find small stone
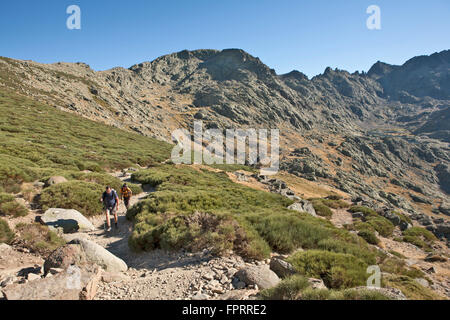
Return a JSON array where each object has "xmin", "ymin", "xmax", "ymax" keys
[
  {"xmin": 202, "ymin": 273, "xmax": 214, "ymax": 281},
  {"xmin": 1, "ymin": 276, "xmax": 16, "ymax": 287},
  {"xmin": 27, "ymin": 273, "xmax": 41, "ymax": 281},
  {"xmin": 191, "ymin": 293, "xmax": 210, "ymax": 300},
  {"xmin": 234, "ymin": 281, "xmax": 246, "ymax": 289}
]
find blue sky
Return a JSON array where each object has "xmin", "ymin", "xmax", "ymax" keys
[{"xmin": 0, "ymin": 0, "xmax": 449, "ymax": 77}]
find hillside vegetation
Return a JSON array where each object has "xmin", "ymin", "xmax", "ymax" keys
[
  {"xmin": 127, "ymin": 165, "xmax": 378, "ymax": 270},
  {"xmin": 0, "ymin": 89, "xmax": 172, "ymax": 216}
]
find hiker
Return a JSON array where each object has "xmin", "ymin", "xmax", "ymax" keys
[
  {"xmin": 120, "ymin": 183, "xmax": 133, "ymax": 210},
  {"xmin": 100, "ymin": 186, "xmax": 119, "ymax": 231}
]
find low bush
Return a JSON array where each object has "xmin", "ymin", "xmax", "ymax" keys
[
  {"xmin": 348, "ymin": 206, "xmax": 377, "ymax": 217},
  {"xmin": 301, "ymin": 288, "xmax": 390, "ymax": 300},
  {"xmin": 128, "ymin": 165, "xmax": 376, "ymax": 262},
  {"xmin": 0, "ymin": 192, "xmax": 28, "ymax": 217},
  {"xmin": 384, "ymin": 275, "xmax": 443, "ymax": 300},
  {"xmin": 388, "ymin": 250, "xmax": 406, "ymax": 259},
  {"xmin": 402, "ymin": 227, "xmax": 437, "ymax": 251},
  {"xmin": 312, "ymin": 200, "xmax": 333, "ymax": 218},
  {"xmin": 287, "ymin": 250, "xmax": 369, "ymax": 289},
  {"xmin": 129, "ymin": 211, "xmax": 271, "ymax": 260},
  {"xmin": 260, "ymin": 275, "xmax": 391, "ymax": 300},
  {"xmin": 365, "ymin": 216, "xmax": 394, "ymax": 237},
  {"xmin": 259, "ymin": 275, "xmax": 309, "ymax": 300},
  {"xmin": 0, "ymin": 200, "xmax": 28, "ymax": 217},
  {"xmin": 40, "ymin": 181, "xmax": 104, "ymax": 216},
  {"xmin": 357, "ymin": 230, "xmax": 379, "ymax": 245},
  {"xmin": 15, "ymin": 223, "xmax": 65, "ymax": 256},
  {"xmin": 0, "ymin": 217, "xmax": 14, "ymax": 244},
  {"xmin": 316, "ymin": 238, "xmax": 376, "ymax": 265},
  {"xmin": 393, "ymin": 211, "xmax": 412, "ymax": 225},
  {"xmin": 380, "ymin": 257, "xmax": 425, "ymax": 278},
  {"xmin": 321, "ymin": 199, "xmax": 350, "ymax": 209},
  {"xmin": 351, "ymin": 212, "xmax": 394, "ymax": 238}
]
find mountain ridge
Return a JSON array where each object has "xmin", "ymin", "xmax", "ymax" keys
[{"xmin": 0, "ymin": 48, "xmax": 449, "ymax": 218}]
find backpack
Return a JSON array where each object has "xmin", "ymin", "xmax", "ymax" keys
[
  {"xmin": 121, "ymin": 187, "xmax": 131, "ymax": 198},
  {"xmin": 103, "ymin": 189, "xmax": 118, "ymax": 204}
]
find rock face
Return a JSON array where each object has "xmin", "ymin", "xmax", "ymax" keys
[
  {"xmin": 235, "ymin": 265, "xmax": 280, "ymax": 290},
  {"xmin": 69, "ymin": 239, "xmax": 128, "ymax": 273},
  {"xmin": 2, "ymin": 265, "xmax": 102, "ymax": 300},
  {"xmin": 43, "ymin": 244, "xmax": 87, "ymax": 275},
  {"xmin": 307, "ymin": 278, "xmax": 327, "ymax": 290},
  {"xmin": 40, "ymin": 208, "xmax": 95, "ymax": 233},
  {"xmin": 0, "ymin": 49, "xmax": 449, "ymax": 236},
  {"xmin": 288, "ymin": 200, "xmax": 317, "ymax": 217},
  {"xmin": 269, "ymin": 257, "xmax": 296, "ymax": 278},
  {"xmin": 44, "ymin": 176, "xmax": 68, "ymax": 187},
  {"xmin": 439, "ymin": 202, "xmax": 450, "ymax": 216}
]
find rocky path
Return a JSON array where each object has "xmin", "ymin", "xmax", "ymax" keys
[{"xmin": 75, "ymin": 171, "xmax": 256, "ymax": 300}]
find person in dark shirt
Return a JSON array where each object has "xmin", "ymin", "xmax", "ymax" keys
[{"xmin": 100, "ymin": 186, "xmax": 119, "ymax": 231}]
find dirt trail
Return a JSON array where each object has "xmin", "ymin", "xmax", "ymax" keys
[{"xmin": 76, "ymin": 171, "xmax": 252, "ymax": 300}]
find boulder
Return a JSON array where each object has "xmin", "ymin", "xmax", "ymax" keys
[
  {"xmin": 69, "ymin": 238, "xmax": 127, "ymax": 273},
  {"xmin": 424, "ymin": 253, "xmax": 447, "ymax": 263},
  {"xmin": 41, "ymin": 208, "xmax": 95, "ymax": 233},
  {"xmin": 2, "ymin": 265, "xmax": 102, "ymax": 300},
  {"xmin": 414, "ymin": 278, "xmax": 430, "ymax": 288},
  {"xmin": 44, "ymin": 244, "xmax": 87, "ymax": 275},
  {"xmin": 288, "ymin": 200, "xmax": 317, "ymax": 217},
  {"xmin": 101, "ymin": 272, "xmax": 127, "ymax": 283},
  {"xmin": 44, "ymin": 176, "xmax": 68, "ymax": 188},
  {"xmin": 235, "ymin": 265, "xmax": 280, "ymax": 290},
  {"xmin": 307, "ymin": 278, "xmax": 327, "ymax": 290},
  {"xmin": 269, "ymin": 257, "xmax": 296, "ymax": 278},
  {"xmin": 439, "ymin": 203, "xmax": 450, "ymax": 216}
]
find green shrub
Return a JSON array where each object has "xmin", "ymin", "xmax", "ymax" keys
[
  {"xmin": 321, "ymin": 199, "xmax": 350, "ymax": 209},
  {"xmin": 403, "ymin": 227, "xmax": 437, "ymax": 241},
  {"xmin": 247, "ymin": 213, "xmax": 333, "ymax": 253},
  {"xmin": 351, "ymin": 215, "xmax": 394, "ymax": 239},
  {"xmin": 348, "ymin": 206, "xmax": 377, "ymax": 217},
  {"xmin": 329, "ymin": 288, "xmax": 391, "ymax": 300},
  {"xmin": 0, "ymin": 217, "xmax": 14, "ymax": 244},
  {"xmin": 40, "ymin": 181, "xmax": 104, "ymax": 216},
  {"xmin": 388, "ymin": 250, "xmax": 406, "ymax": 259},
  {"xmin": 393, "ymin": 211, "xmax": 412, "ymax": 225},
  {"xmin": 16, "ymin": 223, "xmax": 65, "ymax": 256},
  {"xmin": 384, "ymin": 275, "xmax": 443, "ymax": 300},
  {"xmin": 402, "ymin": 227, "xmax": 437, "ymax": 251},
  {"xmin": 0, "ymin": 193, "xmax": 15, "ymax": 204},
  {"xmin": 380, "ymin": 257, "xmax": 425, "ymax": 279},
  {"xmin": 0, "ymin": 200, "xmax": 28, "ymax": 217},
  {"xmin": 365, "ymin": 216, "xmax": 394, "ymax": 237},
  {"xmin": 260, "ymin": 276, "xmax": 391, "ymax": 300},
  {"xmin": 312, "ymin": 200, "xmax": 333, "ymax": 217},
  {"xmin": 69, "ymin": 172, "xmax": 143, "ymax": 195},
  {"xmin": 0, "ymin": 88, "xmax": 172, "ymax": 190},
  {"xmin": 131, "ymin": 170, "xmax": 171, "ymax": 187},
  {"xmin": 325, "ymin": 194, "xmax": 343, "ymax": 201},
  {"xmin": 128, "ymin": 210, "xmax": 271, "ymax": 260},
  {"xmin": 357, "ymin": 230, "xmax": 379, "ymax": 245},
  {"xmin": 259, "ymin": 275, "xmax": 310, "ymax": 300},
  {"xmin": 128, "ymin": 165, "xmax": 375, "ymax": 263},
  {"xmin": 287, "ymin": 250, "xmax": 369, "ymax": 289},
  {"xmin": 316, "ymin": 238, "xmax": 376, "ymax": 265}
]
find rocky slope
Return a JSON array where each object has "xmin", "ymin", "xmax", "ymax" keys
[{"xmin": 0, "ymin": 49, "xmax": 449, "ymax": 240}]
